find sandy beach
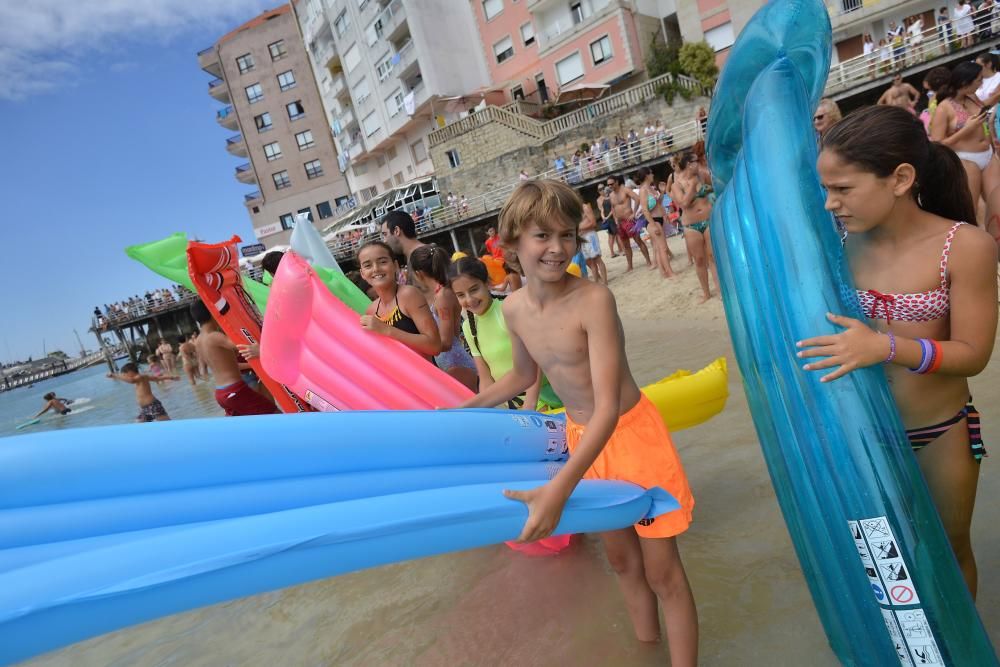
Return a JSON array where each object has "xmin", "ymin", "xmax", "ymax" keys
[{"xmin": 25, "ymin": 234, "xmax": 999, "ymax": 666}]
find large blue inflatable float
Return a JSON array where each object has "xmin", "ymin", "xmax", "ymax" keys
[
  {"xmin": 0, "ymin": 411, "xmax": 676, "ymax": 664},
  {"xmin": 707, "ymin": 0, "xmax": 997, "ymax": 664}
]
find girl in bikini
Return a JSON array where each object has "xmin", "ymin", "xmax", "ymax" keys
[
  {"xmin": 357, "ymin": 241, "xmax": 441, "ymax": 362},
  {"xmin": 409, "ymin": 244, "xmax": 478, "ymax": 390},
  {"xmin": 675, "ymin": 152, "xmax": 719, "ymax": 302},
  {"xmin": 798, "ymin": 106, "xmax": 998, "ymax": 596},
  {"xmin": 638, "ymin": 166, "xmax": 675, "ymax": 279},
  {"xmin": 929, "ymin": 62, "xmax": 1000, "ymax": 212}
]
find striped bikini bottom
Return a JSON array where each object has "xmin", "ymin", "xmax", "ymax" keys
[{"xmin": 905, "ymin": 398, "xmax": 986, "ymax": 462}]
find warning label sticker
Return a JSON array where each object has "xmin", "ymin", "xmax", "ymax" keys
[
  {"xmin": 859, "ymin": 517, "xmax": 921, "ymax": 607},
  {"xmin": 511, "ymin": 415, "xmax": 531, "ymax": 428},
  {"xmin": 881, "ymin": 608, "xmax": 913, "ymax": 667},
  {"xmin": 896, "ymin": 609, "xmax": 943, "ymax": 665}
]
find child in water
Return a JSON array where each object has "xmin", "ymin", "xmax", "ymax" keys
[
  {"xmin": 455, "ymin": 180, "xmax": 698, "ymax": 665},
  {"xmin": 448, "ymin": 256, "xmax": 549, "ymax": 410},
  {"xmin": 34, "ymin": 392, "xmax": 72, "ymax": 417},
  {"xmin": 799, "ymin": 106, "xmax": 998, "ymax": 597},
  {"xmin": 357, "ymin": 241, "xmax": 441, "ymax": 361},
  {"xmin": 107, "ymin": 362, "xmax": 174, "ymax": 422},
  {"xmin": 408, "ymin": 244, "xmax": 478, "ymax": 390}
]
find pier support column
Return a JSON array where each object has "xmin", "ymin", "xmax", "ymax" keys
[
  {"xmin": 449, "ymin": 230, "xmax": 460, "ymax": 253},
  {"xmin": 467, "ymin": 229, "xmax": 476, "ymax": 255}
]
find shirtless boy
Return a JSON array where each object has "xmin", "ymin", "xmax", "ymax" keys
[
  {"xmin": 156, "ymin": 338, "xmax": 177, "ymax": 375},
  {"xmin": 456, "ymin": 180, "xmax": 697, "ymax": 666},
  {"xmin": 606, "ymin": 175, "xmax": 652, "ymax": 272},
  {"xmin": 34, "ymin": 392, "xmax": 72, "ymax": 418},
  {"xmin": 107, "ymin": 362, "xmax": 174, "ymax": 422},
  {"xmin": 190, "ymin": 300, "xmax": 278, "ymax": 416}
]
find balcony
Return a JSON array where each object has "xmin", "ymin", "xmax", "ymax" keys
[
  {"xmin": 827, "ymin": 0, "xmax": 925, "ymax": 31},
  {"xmin": 331, "ymin": 73, "xmax": 350, "ymax": 103},
  {"xmin": 217, "ymin": 105, "xmax": 238, "ymax": 130},
  {"xmin": 534, "ymin": 0, "xmax": 614, "ymax": 52},
  {"xmin": 235, "ymin": 162, "xmax": 256, "ymax": 185},
  {"xmin": 198, "ymin": 46, "xmax": 222, "ymax": 78},
  {"xmin": 208, "ymin": 77, "xmax": 230, "ymax": 103},
  {"xmin": 375, "ymin": 0, "xmax": 408, "ymax": 43},
  {"xmin": 226, "ymin": 133, "xmax": 248, "ymax": 157},
  {"xmin": 339, "ymin": 106, "xmax": 357, "ymax": 131},
  {"xmin": 244, "ymin": 190, "xmax": 263, "ymax": 204},
  {"xmin": 394, "ymin": 40, "xmax": 419, "ymax": 82}
]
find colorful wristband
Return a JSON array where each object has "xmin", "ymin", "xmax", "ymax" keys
[
  {"xmin": 927, "ymin": 339, "xmax": 943, "ymax": 374},
  {"xmin": 910, "ymin": 338, "xmax": 932, "ymax": 374},
  {"xmin": 883, "ymin": 331, "xmax": 897, "ymax": 364}
]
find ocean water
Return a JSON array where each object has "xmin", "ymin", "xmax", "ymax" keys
[{"xmin": 0, "ymin": 363, "xmax": 221, "ymax": 438}]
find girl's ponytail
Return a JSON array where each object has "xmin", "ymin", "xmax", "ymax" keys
[{"xmin": 919, "ymin": 142, "xmax": 977, "ymax": 224}]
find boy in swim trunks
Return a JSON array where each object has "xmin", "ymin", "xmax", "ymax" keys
[
  {"xmin": 34, "ymin": 392, "xmax": 72, "ymax": 417},
  {"xmin": 107, "ymin": 362, "xmax": 174, "ymax": 422},
  {"xmin": 455, "ymin": 179, "xmax": 697, "ymax": 666},
  {"xmin": 190, "ymin": 300, "xmax": 278, "ymax": 416}
]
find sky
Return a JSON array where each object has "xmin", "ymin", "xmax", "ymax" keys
[{"xmin": 0, "ymin": 0, "xmax": 275, "ymax": 362}]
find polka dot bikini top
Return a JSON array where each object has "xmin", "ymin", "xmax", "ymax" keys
[{"xmin": 856, "ymin": 222, "xmax": 963, "ymax": 324}]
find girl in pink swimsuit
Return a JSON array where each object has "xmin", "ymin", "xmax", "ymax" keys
[{"xmin": 798, "ymin": 106, "xmax": 998, "ymax": 598}]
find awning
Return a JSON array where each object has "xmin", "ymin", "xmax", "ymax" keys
[
  {"xmin": 554, "ymin": 82, "xmax": 610, "ymax": 106},
  {"xmin": 439, "ymin": 83, "xmax": 511, "ymax": 112}
]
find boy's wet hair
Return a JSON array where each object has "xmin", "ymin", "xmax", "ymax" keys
[
  {"xmin": 121, "ymin": 362, "xmax": 139, "ymax": 374},
  {"xmin": 261, "ymin": 251, "xmax": 284, "ymax": 277},
  {"xmin": 498, "ymin": 179, "xmax": 583, "ymax": 271},
  {"xmin": 43, "ymin": 392, "xmax": 55, "ymax": 400},
  {"xmin": 190, "ymin": 299, "xmax": 214, "ymax": 325}
]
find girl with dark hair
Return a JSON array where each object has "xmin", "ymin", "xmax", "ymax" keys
[
  {"xmin": 799, "ymin": 105, "xmax": 998, "ymax": 596},
  {"xmin": 447, "ymin": 257, "xmax": 556, "ymax": 410},
  {"xmin": 637, "ymin": 166, "xmax": 675, "ymax": 279},
  {"xmin": 929, "ymin": 61, "xmax": 1000, "ymax": 206},
  {"xmin": 357, "ymin": 241, "xmax": 441, "ymax": 361},
  {"xmin": 409, "ymin": 244, "xmax": 477, "ymax": 390},
  {"xmin": 675, "ymin": 152, "xmax": 719, "ymax": 302}
]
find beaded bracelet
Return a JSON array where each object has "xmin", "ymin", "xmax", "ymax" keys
[{"xmin": 883, "ymin": 332, "xmax": 897, "ymax": 364}]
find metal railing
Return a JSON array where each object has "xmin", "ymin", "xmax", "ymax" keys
[
  {"xmin": 428, "ymin": 71, "xmax": 705, "ymax": 147},
  {"xmin": 245, "ymin": 190, "xmax": 262, "ymax": 202},
  {"xmin": 825, "ymin": 8, "xmax": 999, "ymax": 95},
  {"xmin": 329, "ymin": 120, "xmax": 701, "ymax": 260},
  {"xmin": 375, "ymin": 0, "xmax": 405, "ymax": 37},
  {"xmin": 217, "ymin": 106, "xmax": 234, "ymax": 120},
  {"xmin": 92, "ymin": 292, "xmax": 201, "ymax": 333},
  {"xmin": 236, "ymin": 162, "xmax": 252, "ymax": 173},
  {"xmin": 226, "ymin": 133, "xmax": 244, "ymax": 145}
]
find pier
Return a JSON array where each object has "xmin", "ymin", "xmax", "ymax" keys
[{"xmin": 0, "ymin": 350, "xmax": 114, "ymax": 393}]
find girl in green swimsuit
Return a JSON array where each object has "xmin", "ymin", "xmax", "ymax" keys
[
  {"xmin": 448, "ymin": 257, "xmax": 560, "ymax": 410},
  {"xmin": 676, "ymin": 152, "xmax": 720, "ymax": 302}
]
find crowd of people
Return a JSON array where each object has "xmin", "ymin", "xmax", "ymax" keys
[{"xmin": 92, "ymin": 286, "xmax": 197, "ymax": 329}]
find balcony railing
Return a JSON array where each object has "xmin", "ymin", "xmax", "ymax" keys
[
  {"xmin": 217, "ymin": 106, "xmax": 234, "ymax": 120},
  {"xmin": 244, "ymin": 190, "xmax": 262, "ymax": 202}
]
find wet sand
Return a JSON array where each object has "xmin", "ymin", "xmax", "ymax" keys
[{"xmin": 25, "ymin": 237, "xmax": 999, "ymax": 665}]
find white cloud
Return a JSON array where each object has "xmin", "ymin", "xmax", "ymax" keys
[{"xmin": 0, "ymin": 0, "xmax": 274, "ymax": 101}]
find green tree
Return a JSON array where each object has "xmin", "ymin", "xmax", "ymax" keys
[
  {"xmin": 48, "ymin": 350, "xmax": 68, "ymax": 359},
  {"xmin": 678, "ymin": 42, "xmax": 719, "ymax": 92},
  {"xmin": 646, "ymin": 37, "xmax": 691, "ymax": 104}
]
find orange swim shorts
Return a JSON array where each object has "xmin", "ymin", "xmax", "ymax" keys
[{"xmin": 566, "ymin": 394, "xmax": 694, "ymax": 538}]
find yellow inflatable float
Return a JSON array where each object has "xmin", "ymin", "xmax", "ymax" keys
[{"xmin": 548, "ymin": 357, "xmax": 728, "ymax": 432}]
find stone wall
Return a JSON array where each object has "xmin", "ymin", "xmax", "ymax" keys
[{"xmin": 429, "ymin": 92, "xmax": 711, "ymax": 202}]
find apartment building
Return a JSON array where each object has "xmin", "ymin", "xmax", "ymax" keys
[
  {"xmin": 198, "ymin": 5, "xmax": 351, "ymax": 247},
  {"xmin": 294, "ymin": 0, "xmax": 491, "ymax": 206},
  {"xmin": 470, "ymin": 0, "xmax": 667, "ymax": 104}
]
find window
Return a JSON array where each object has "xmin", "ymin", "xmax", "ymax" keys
[
  {"xmin": 570, "ymin": 2, "xmax": 584, "ymax": 24},
  {"xmin": 255, "ymin": 112, "xmax": 273, "ymax": 133},
  {"xmin": 362, "ymin": 111, "xmax": 380, "ymax": 137},
  {"xmin": 344, "ymin": 44, "xmax": 361, "ymax": 73},
  {"xmin": 277, "ymin": 70, "xmax": 296, "ymax": 91},
  {"xmin": 376, "ymin": 55, "xmax": 394, "ymax": 81},
  {"xmin": 272, "ymin": 170, "xmax": 291, "ymax": 190},
  {"xmin": 245, "ymin": 83, "xmax": 263, "ymax": 104},
  {"xmin": 483, "ymin": 0, "xmax": 503, "ymax": 20},
  {"xmin": 353, "ymin": 161, "xmax": 369, "ymax": 176},
  {"xmin": 393, "ymin": 171, "xmax": 404, "ymax": 185},
  {"xmin": 704, "ymin": 21, "xmax": 736, "ymax": 52},
  {"xmin": 387, "ymin": 146, "xmax": 398, "ymax": 160},
  {"xmin": 279, "ymin": 213, "xmax": 295, "ymax": 230},
  {"xmin": 236, "ymin": 53, "xmax": 255, "ymax": 73},
  {"xmin": 555, "ymin": 51, "xmax": 584, "ymax": 84},
  {"xmin": 411, "ymin": 138, "xmax": 427, "ymax": 162},
  {"xmin": 382, "ymin": 178, "xmax": 393, "ymax": 190},
  {"xmin": 520, "ymin": 22, "xmax": 535, "ymax": 46},
  {"xmin": 446, "ymin": 149, "xmax": 460, "ymax": 168},
  {"xmin": 252, "ymin": 206, "xmax": 260, "ymax": 214},
  {"xmin": 366, "ymin": 18, "xmax": 384, "ymax": 46},
  {"xmin": 263, "ymin": 141, "xmax": 282, "ymax": 161},
  {"xmin": 511, "ymin": 85, "xmax": 524, "ymax": 100},
  {"xmin": 268, "ymin": 40, "xmax": 287, "ymax": 61},
  {"xmin": 297, "ymin": 207, "xmax": 314, "ymax": 223},
  {"xmin": 304, "ymin": 159, "xmax": 324, "ymax": 179},
  {"xmin": 287, "ymin": 100, "xmax": 305, "ymax": 120},
  {"xmin": 355, "ymin": 77, "xmax": 371, "ymax": 104},
  {"xmin": 317, "ymin": 201, "xmax": 334, "ymax": 219},
  {"xmin": 334, "ymin": 11, "xmax": 350, "ymax": 36},
  {"xmin": 376, "ymin": 155, "xmax": 386, "ymax": 168},
  {"xmin": 590, "ymin": 36, "xmax": 612, "ymax": 65},
  {"xmin": 361, "ymin": 185, "xmax": 378, "ymax": 201},
  {"xmin": 295, "ymin": 130, "xmax": 315, "ymax": 150},
  {"xmin": 493, "ymin": 36, "xmax": 514, "ymax": 64},
  {"xmin": 385, "ymin": 88, "xmax": 404, "ymax": 117}
]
